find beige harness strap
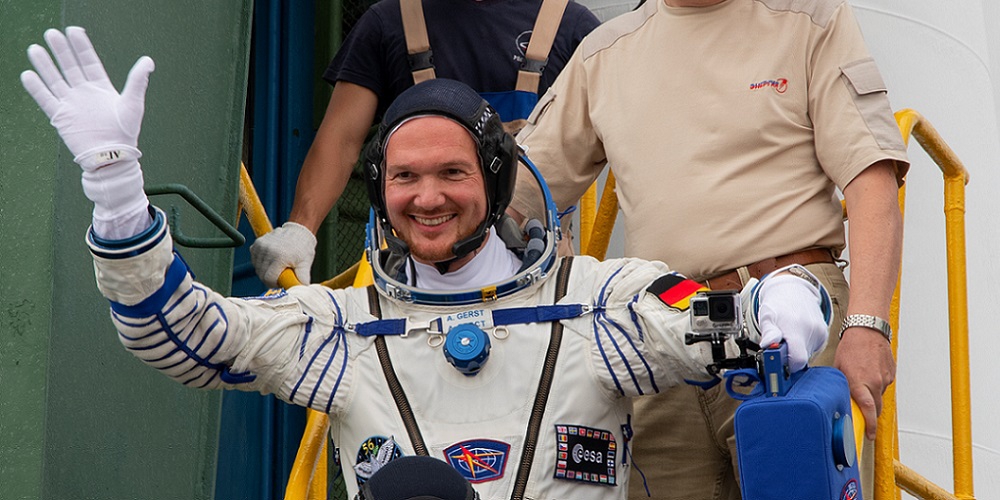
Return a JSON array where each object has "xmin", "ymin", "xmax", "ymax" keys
[
  {"xmin": 515, "ymin": 0, "xmax": 570, "ymax": 93},
  {"xmin": 400, "ymin": 0, "xmax": 436, "ymax": 84}
]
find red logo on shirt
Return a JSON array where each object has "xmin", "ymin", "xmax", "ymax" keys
[{"xmin": 750, "ymin": 78, "xmax": 788, "ymax": 93}]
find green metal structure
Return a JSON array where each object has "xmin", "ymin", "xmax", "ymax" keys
[{"xmin": 0, "ymin": 1, "xmax": 252, "ymax": 498}]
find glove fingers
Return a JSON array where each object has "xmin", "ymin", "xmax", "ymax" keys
[
  {"xmin": 43, "ymin": 28, "xmax": 87, "ymax": 88},
  {"xmin": 786, "ymin": 340, "xmax": 809, "ymax": 372},
  {"xmin": 295, "ymin": 268, "xmax": 311, "ymax": 286},
  {"xmin": 122, "ymin": 56, "xmax": 155, "ymax": 104},
  {"xmin": 66, "ymin": 27, "xmax": 112, "ymax": 85},
  {"xmin": 757, "ymin": 317, "xmax": 782, "ymax": 350},
  {"xmin": 21, "ymin": 70, "xmax": 59, "ymax": 119},
  {"xmin": 260, "ymin": 263, "xmax": 283, "ymax": 289},
  {"xmin": 26, "ymin": 43, "xmax": 68, "ymax": 100}
]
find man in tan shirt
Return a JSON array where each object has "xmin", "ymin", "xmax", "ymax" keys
[{"xmin": 510, "ymin": 0, "xmax": 908, "ymax": 497}]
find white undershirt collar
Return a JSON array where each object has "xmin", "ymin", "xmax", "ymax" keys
[{"xmin": 406, "ymin": 227, "xmax": 521, "ymax": 290}]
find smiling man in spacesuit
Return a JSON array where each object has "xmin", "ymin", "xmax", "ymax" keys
[{"xmin": 23, "ymin": 27, "xmax": 834, "ymax": 500}]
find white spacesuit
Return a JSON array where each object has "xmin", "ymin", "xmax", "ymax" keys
[
  {"xmin": 93, "ymin": 208, "xmax": 741, "ymax": 499},
  {"xmin": 24, "ymin": 28, "xmax": 832, "ymax": 500}
]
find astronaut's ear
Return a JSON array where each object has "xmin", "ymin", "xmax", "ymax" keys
[{"xmin": 363, "ymin": 136, "xmax": 389, "ymax": 225}]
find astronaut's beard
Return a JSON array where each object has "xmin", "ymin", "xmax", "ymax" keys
[{"xmin": 401, "ymin": 219, "xmax": 484, "ymax": 266}]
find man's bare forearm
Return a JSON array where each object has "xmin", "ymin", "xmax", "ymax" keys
[
  {"xmin": 288, "ymin": 82, "xmax": 378, "ymax": 233},
  {"xmin": 836, "ymin": 159, "xmax": 902, "ymax": 437},
  {"xmin": 842, "ymin": 160, "xmax": 903, "ymax": 319}
]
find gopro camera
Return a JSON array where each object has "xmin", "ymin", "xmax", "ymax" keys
[{"xmin": 690, "ymin": 290, "xmax": 742, "ymax": 334}]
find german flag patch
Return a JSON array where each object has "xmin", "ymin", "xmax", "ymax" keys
[{"xmin": 647, "ymin": 273, "xmax": 709, "ymax": 311}]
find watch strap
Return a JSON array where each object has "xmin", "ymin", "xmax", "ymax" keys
[{"xmin": 840, "ymin": 314, "xmax": 892, "ymax": 343}]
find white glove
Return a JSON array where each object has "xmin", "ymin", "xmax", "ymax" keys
[
  {"xmin": 21, "ymin": 27, "xmax": 155, "ymax": 240},
  {"xmin": 754, "ymin": 269, "xmax": 831, "ymax": 372},
  {"xmin": 250, "ymin": 222, "xmax": 317, "ymax": 287}
]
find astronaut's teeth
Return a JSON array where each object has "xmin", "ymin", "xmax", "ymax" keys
[{"xmin": 414, "ymin": 215, "xmax": 454, "ymax": 226}]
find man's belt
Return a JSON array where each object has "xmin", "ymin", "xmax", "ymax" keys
[{"xmin": 701, "ymin": 248, "xmax": 835, "ymax": 290}]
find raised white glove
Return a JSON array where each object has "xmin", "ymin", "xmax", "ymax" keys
[
  {"xmin": 753, "ymin": 268, "xmax": 831, "ymax": 372},
  {"xmin": 21, "ymin": 27, "xmax": 155, "ymax": 240},
  {"xmin": 250, "ymin": 222, "xmax": 317, "ymax": 287}
]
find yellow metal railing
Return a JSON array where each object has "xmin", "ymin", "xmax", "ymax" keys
[
  {"xmin": 238, "ymin": 163, "xmax": 367, "ymax": 500},
  {"xmin": 880, "ymin": 109, "xmax": 974, "ymax": 500},
  {"xmin": 579, "ymin": 109, "xmax": 974, "ymax": 500}
]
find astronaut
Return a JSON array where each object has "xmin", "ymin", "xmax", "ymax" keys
[{"xmin": 22, "ymin": 28, "xmax": 832, "ymax": 500}]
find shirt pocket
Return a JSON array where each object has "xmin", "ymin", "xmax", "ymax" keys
[{"xmin": 840, "ymin": 57, "xmax": 905, "ymax": 150}]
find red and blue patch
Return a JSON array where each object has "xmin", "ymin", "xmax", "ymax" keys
[
  {"xmin": 443, "ymin": 439, "xmax": 510, "ymax": 483},
  {"xmin": 840, "ymin": 478, "xmax": 859, "ymax": 500}
]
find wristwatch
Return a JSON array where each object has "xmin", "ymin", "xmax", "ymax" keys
[{"xmin": 840, "ymin": 314, "xmax": 892, "ymax": 343}]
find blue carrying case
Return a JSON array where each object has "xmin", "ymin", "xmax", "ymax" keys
[{"xmin": 727, "ymin": 365, "xmax": 862, "ymax": 500}]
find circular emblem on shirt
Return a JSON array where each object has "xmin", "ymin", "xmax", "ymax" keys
[{"xmin": 354, "ymin": 435, "xmax": 403, "ymax": 486}]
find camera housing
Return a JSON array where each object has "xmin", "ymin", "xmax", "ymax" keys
[{"xmin": 690, "ymin": 290, "xmax": 742, "ymax": 334}]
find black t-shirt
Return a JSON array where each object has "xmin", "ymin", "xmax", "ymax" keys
[{"xmin": 325, "ymin": 0, "xmax": 600, "ymax": 119}]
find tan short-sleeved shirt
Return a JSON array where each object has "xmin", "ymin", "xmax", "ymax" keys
[{"xmin": 512, "ymin": 0, "xmax": 909, "ymax": 280}]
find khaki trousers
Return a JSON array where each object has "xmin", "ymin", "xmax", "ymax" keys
[{"xmin": 627, "ymin": 263, "xmax": 872, "ymax": 499}]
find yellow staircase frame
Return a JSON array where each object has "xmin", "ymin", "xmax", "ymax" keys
[
  {"xmin": 578, "ymin": 109, "xmax": 975, "ymax": 500},
  {"xmin": 238, "ymin": 108, "xmax": 974, "ymax": 500}
]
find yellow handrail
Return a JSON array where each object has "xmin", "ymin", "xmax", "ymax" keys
[
  {"xmin": 874, "ymin": 109, "xmax": 973, "ymax": 500},
  {"xmin": 583, "ymin": 172, "xmax": 619, "ymax": 259},
  {"xmin": 239, "ymin": 163, "xmax": 366, "ymax": 500},
  {"xmin": 579, "ymin": 182, "xmax": 597, "ymax": 254},
  {"xmin": 578, "ymin": 110, "xmax": 975, "ymax": 500}
]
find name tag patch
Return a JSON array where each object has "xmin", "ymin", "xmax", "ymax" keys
[
  {"xmin": 443, "ymin": 438, "xmax": 510, "ymax": 483},
  {"xmin": 554, "ymin": 425, "xmax": 617, "ymax": 486},
  {"xmin": 439, "ymin": 308, "xmax": 495, "ymax": 333}
]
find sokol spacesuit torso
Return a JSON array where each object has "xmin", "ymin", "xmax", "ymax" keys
[{"xmin": 92, "ymin": 211, "xmax": 721, "ymax": 500}]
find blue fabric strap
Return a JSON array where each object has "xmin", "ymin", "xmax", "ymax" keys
[
  {"xmin": 724, "ymin": 368, "xmax": 766, "ymax": 400},
  {"xmin": 352, "ymin": 304, "xmax": 596, "ymax": 337},
  {"xmin": 684, "ymin": 377, "xmax": 722, "ymax": 390},
  {"xmin": 354, "ymin": 319, "xmax": 407, "ymax": 337},
  {"xmin": 492, "ymin": 304, "xmax": 591, "ymax": 325}
]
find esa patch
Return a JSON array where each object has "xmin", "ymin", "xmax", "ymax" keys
[
  {"xmin": 554, "ymin": 425, "xmax": 616, "ymax": 486},
  {"xmin": 443, "ymin": 439, "xmax": 510, "ymax": 483},
  {"xmin": 647, "ymin": 273, "xmax": 708, "ymax": 311},
  {"xmin": 354, "ymin": 435, "xmax": 403, "ymax": 486}
]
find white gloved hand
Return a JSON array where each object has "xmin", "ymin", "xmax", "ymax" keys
[
  {"xmin": 754, "ymin": 270, "xmax": 831, "ymax": 372},
  {"xmin": 21, "ymin": 27, "xmax": 155, "ymax": 240},
  {"xmin": 250, "ymin": 222, "xmax": 317, "ymax": 287}
]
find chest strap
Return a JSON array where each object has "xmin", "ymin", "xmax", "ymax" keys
[
  {"xmin": 351, "ymin": 303, "xmax": 594, "ymax": 337},
  {"xmin": 366, "ymin": 256, "xmax": 576, "ymax": 489},
  {"xmin": 368, "ymin": 285, "xmax": 429, "ymax": 456},
  {"xmin": 511, "ymin": 256, "xmax": 573, "ymax": 500}
]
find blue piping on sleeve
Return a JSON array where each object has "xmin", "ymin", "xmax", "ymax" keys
[
  {"xmin": 596, "ymin": 314, "xmax": 644, "ymax": 395},
  {"xmin": 110, "ymin": 256, "xmax": 190, "ymax": 318},
  {"xmin": 594, "ymin": 317, "xmax": 626, "ymax": 397}
]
